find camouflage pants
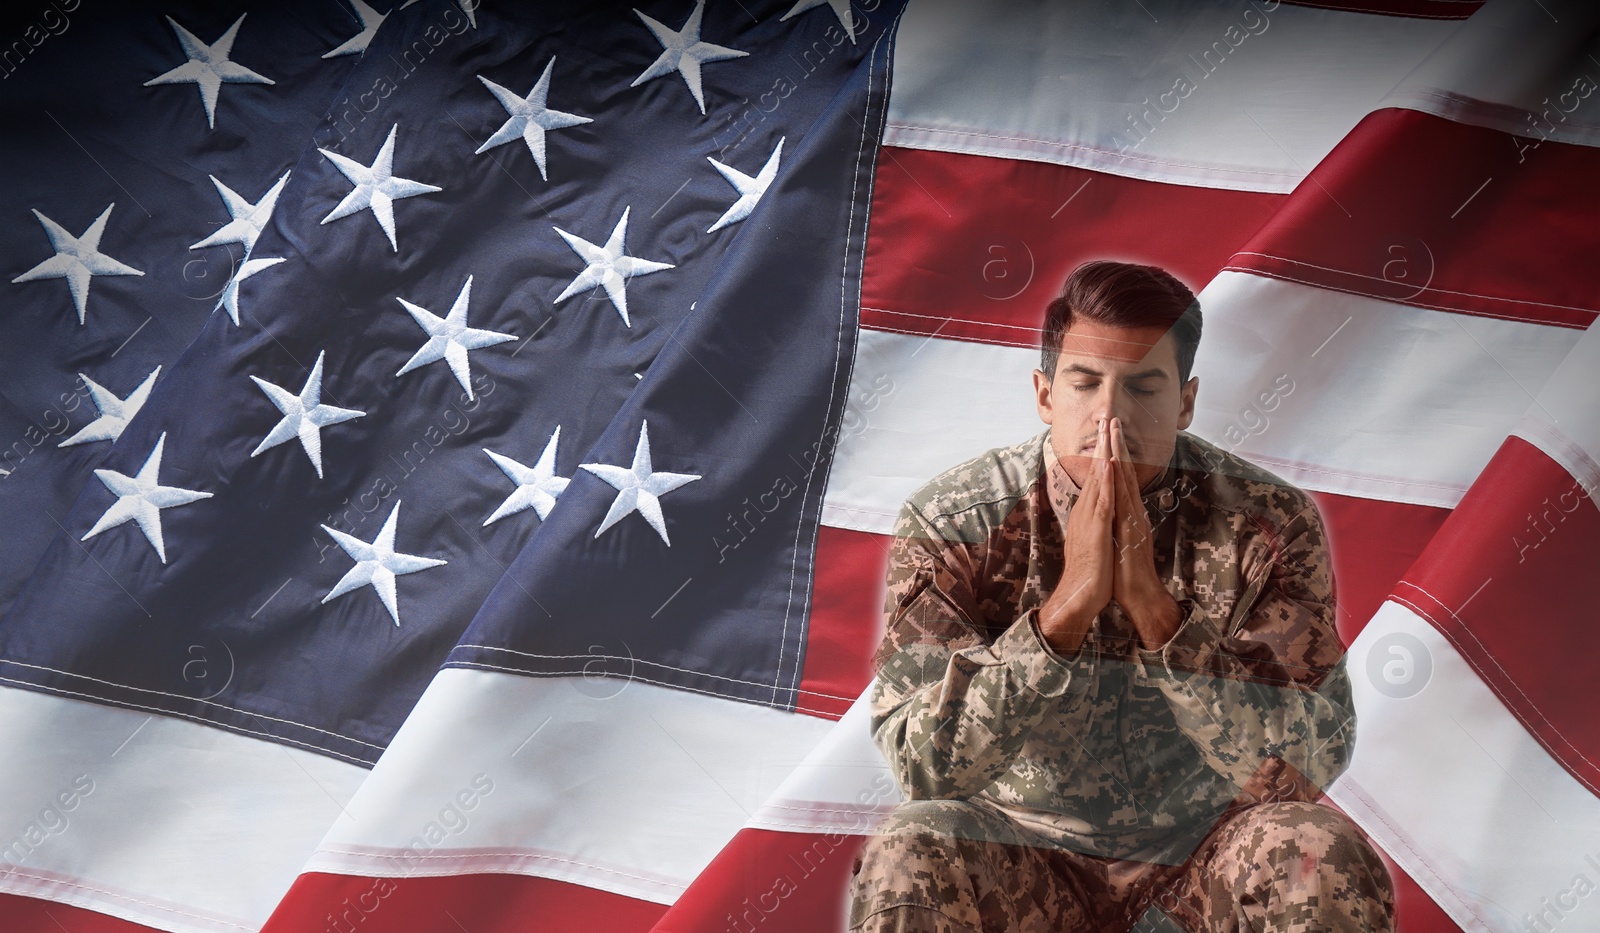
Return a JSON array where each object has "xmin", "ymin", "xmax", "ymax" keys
[{"xmin": 847, "ymin": 797, "xmax": 1394, "ymax": 932}]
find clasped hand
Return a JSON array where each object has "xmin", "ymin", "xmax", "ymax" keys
[{"xmin": 1039, "ymin": 417, "xmax": 1181, "ymax": 655}]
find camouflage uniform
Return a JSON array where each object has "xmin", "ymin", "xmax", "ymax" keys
[{"xmin": 848, "ymin": 429, "xmax": 1393, "ymax": 932}]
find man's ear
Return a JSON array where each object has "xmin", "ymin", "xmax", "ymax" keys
[
  {"xmin": 1176, "ymin": 375, "xmax": 1199, "ymax": 431},
  {"xmin": 1033, "ymin": 369, "xmax": 1055, "ymax": 425}
]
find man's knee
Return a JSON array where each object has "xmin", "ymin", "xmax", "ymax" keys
[
  {"xmin": 1233, "ymin": 800, "xmax": 1386, "ymax": 873},
  {"xmin": 850, "ymin": 798, "xmax": 1062, "ymax": 932},
  {"xmin": 855, "ymin": 797, "xmax": 1026, "ymax": 877},
  {"xmin": 877, "ymin": 798, "xmax": 1029, "ymax": 846},
  {"xmin": 1211, "ymin": 801, "xmax": 1395, "ymax": 929}
]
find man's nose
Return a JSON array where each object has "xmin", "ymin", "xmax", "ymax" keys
[
  {"xmin": 1085, "ymin": 410, "xmax": 1117, "ymax": 448},
  {"xmin": 1091, "ymin": 387, "xmax": 1129, "ymax": 423}
]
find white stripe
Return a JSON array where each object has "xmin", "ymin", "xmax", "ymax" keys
[
  {"xmin": 1187, "ymin": 273, "xmax": 1577, "ymax": 508},
  {"xmin": 822, "ymin": 274, "xmax": 1578, "ymax": 533},
  {"xmin": 821, "ymin": 328, "xmax": 1043, "ymax": 533},
  {"xmin": 1512, "ymin": 319, "xmax": 1600, "ymax": 499},
  {"xmin": 1328, "ymin": 602, "xmax": 1600, "ymax": 933},
  {"xmin": 0, "ymin": 685, "xmax": 365, "ymax": 933},
  {"xmin": 884, "ymin": 0, "xmax": 1459, "ymax": 192},
  {"xmin": 1382, "ymin": 0, "xmax": 1600, "ymax": 148},
  {"xmin": 746, "ymin": 689, "xmax": 900, "ymax": 835},
  {"xmin": 304, "ymin": 668, "xmax": 833, "ymax": 905}
]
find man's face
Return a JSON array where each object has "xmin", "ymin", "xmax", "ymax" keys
[{"xmin": 1032, "ymin": 318, "xmax": 1199, "ymax": 490}]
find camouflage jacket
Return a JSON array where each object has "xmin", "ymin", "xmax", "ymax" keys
[{"xmin": 869, "ymin": 428, "xmax": 1355, "ymax": 864}]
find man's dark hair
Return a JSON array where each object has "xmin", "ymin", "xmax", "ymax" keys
[{"xmin": 1039, "ymin": 261, "xmax": 1202, "ymax": 383}]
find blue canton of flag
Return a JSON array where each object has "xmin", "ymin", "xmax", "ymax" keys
[{"xmin": 0, "ymin": 0, "xmax": 903, "ymax": 770}]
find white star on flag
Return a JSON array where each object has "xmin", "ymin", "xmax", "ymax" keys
[
  {"xmin": 12, "ymin": 204, "xmax": 144, "ymax": 325},
  {"xmin": 81, "ymin": 431, "xmax": 213, "ymax": 564},
  {"xmin": 580, "ymin": 419, "xmax": 701, "ymax": 545},
  {"xmin": 320, "ymin": 500, "xmax": 448, "ymax": 625},
  {"xmin": 215, "ymin": 255, "xmax": 287, "ymax": 326},
  {"xmin": 318, "ymin": 123, "xmax": 441, "ymax": 252},
  {"xmin": 190, "ymin": 172, "xmax": 290, "ymax": 253},
  {"xmin": 323, "ymin": 0, "xmax": 389, "ymax": 59},
  {"xmin": 707, "ymin": 136, "xmax": 784, "ymax": 232},
  {"xmin": 395, "ymin": 275, "xmax": 516, "ymax": 400},
  {"xmin": 475, "ymin": 57, "xmax": 593, "ymax": 181},
  {"xmin": 631, "ymin": 0, "xmax": 749, "ymax": 114},
  {"xmin": 553, "ymin": 206, "xmax": 674, "ymax": 328},
  {"xmin": 143, "ymin": 14, "xmax": 274, "ymax": 129},
  {"xmin": 249, "ymin": 350, "xmax": 366, "ymax": 479},
  {"xmin": 59, "ymin": 367, "xmax": 162, "ymax": 448},
  {"xmin": 779, "ymin": 0, "xmax": 858, "ymax": 42},
  {"xmin": 483, "ymin": 426, "xmax": 571, "ymax": 525}
]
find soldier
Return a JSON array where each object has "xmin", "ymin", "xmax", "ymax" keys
[{"xmin": 848, "ymin": 261, "xmax": 1394, "ymax": 932}]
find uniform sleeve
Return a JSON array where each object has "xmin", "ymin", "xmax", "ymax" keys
[
  {"xmin": 1129, "ymin": 498, "xmax": 1354, "ymax": 802},
  {"xmin": 869, "ymin": 502, "xmax": 1095, "ymax": 800}
]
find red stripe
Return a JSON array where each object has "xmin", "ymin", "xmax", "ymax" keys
[
  {"xmin": 1393, "ymin": 435, "xmax": 1600, "ymax": 797},
  {"xmin": 0, "ymin": 894, "xmax": 164, "ymax": 933},
  {"xmin": 259, "ymin": 871, "xmax": 666, "ymax": 933},
  {"xmin": 857, "ymin": 147, "xmax": 1284, "ymax": 346},
  {"xmin": 1226, "ymin": 108, "xmax": 1600, "ymax": 329},
  {"xmin": 796, "ymin": 525, "xmax": 891, "ymax": 719},
  {"xmin": 1311, "ymin": 491, "xmax": 1451, "ymax": 647},
  {"xmin": 648, "ymin": 828, "xmax": 866, "ymax": 933}
]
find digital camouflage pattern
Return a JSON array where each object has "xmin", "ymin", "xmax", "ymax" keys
[
  {"xmin": 848, "ymin": 796, "xmax": 1395, "ymax": 932},
  {"xmin": 851, "ymin": 429, "xmax": 1391, "ymax": 930}
]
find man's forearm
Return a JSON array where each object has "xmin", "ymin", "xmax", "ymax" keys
[{"xmin": 874, "ymin": 609, "xmax": 1091, "ymax": 799}]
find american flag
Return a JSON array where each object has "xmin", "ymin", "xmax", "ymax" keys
[{"xmin": 0, "ymin": 1, "xmax": 1595, "ymax": 932}]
